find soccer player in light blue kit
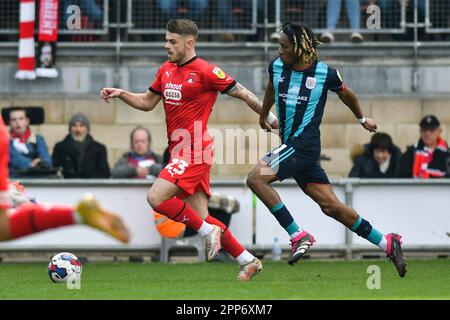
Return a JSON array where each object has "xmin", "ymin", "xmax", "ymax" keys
[{"xmin": 247, "ymin": 22, "xmax": 406, "ymax": 277}]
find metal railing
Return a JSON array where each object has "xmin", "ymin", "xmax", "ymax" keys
[
  {"xmin": 0, "ymin": 178, "xmax": 448, "ymax": 260},
  {"xmin": 1, "ymin": 0, "xmax": 449, "ymax": 38},
  {"xmin": 276, "ymin": 0, "xmax": 407, "ymax": 34},
  {"xmin": 426, "ymin": 0, "xmax": 450, "ymax": 33},
  {"xmin": 127, "ymin": 0, "xmax": 258, "ymax": 34},
  {"xmin": 0, "ymin": 0, "xmax": 109, "ymax": 35},
  {"xmin": 0, "ymin": 0, "xmax": 20, "ymax": 34},
  {"xmin": 0, "ymin": 0, "xmax": 449, "ymax": 92},
  {"xmin": 59, "ymin": 0, "xmax": 109, "ymax": 35}
]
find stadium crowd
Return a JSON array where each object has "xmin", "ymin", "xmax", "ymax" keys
[
  {"xmin": 1, "ymin": 0, "xmax": 450, "ymax": 43},
  {"xmin": 397, "ymin": 115, "xmax": 450, "ymax": 178},
  {"xmin": 349, "ymin": 115, "xmax": 450, "ymax": 178},
  {"xmin": 3, "ymin": 107, "xmax": 450, "ymax": 180}
]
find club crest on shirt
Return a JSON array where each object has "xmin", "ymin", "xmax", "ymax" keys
[
  {"xmin": 212, "ymin": 66, "xmax": 225, "ymax": 79},
  {"xmin": 306, "ymin": 77, "xmax": 316, "ymax": 89},
  {"xmin": 187, "ymin": 72, "xmax": 197, "ymax": 83}
]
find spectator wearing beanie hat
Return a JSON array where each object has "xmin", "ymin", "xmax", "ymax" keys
[{"xmin": 52, "ymin": 112, "xmax": 110, "ymax": 178}]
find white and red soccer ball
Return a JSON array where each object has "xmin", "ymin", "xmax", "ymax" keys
[{"xmin": 48, "ymin": 252, "xmax": 82, "ymax": 283}]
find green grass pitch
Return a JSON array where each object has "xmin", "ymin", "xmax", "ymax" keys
[{"xmin": 0, "ymin": 259, "xmax": 448, "ymax": 299}]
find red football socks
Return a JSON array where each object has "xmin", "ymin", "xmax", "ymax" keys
[
  {"xmin": 154, "ymin": 198, "xmax": 205, "ymax": 232},
  {"xmin": 9, "ymin": 203, "xmax": 76, "ymax": 239},
  {"xmin": 205, "ymin": 215, "xmax": 245, "ymax": 258}
]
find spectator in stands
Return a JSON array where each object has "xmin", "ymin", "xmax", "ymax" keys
[
  {"xmin": 217, "ymin": 0, "xmax": 238, "ymax": 42},
  {"xmin": 284, "ymin": 0, "xmax": 321, "ymax": 29},
  {"xmin": 216, "ymin": 0, "xmax": 263, "ymax": 42},
  {"xmin": 112, "ymin": 127, "xmax": 163, "ymax": 179},
  {"xmin": 399, "ymin": 115, "xmax": 450, "ymax": 178},
  {"xmin": 157, "ymin": 0, "xmax": 208, "ymax": 24},
  {"xmin": 8, "ymin": 107, "xmax": 53, "ymax": 178},
  {"xmin": 349, "ymin": 132, "xmax": 402, "ymax": 178},
  {"xmin": 271, "ymin": 0, "xmax": 321, "ymax": 42},
  {"xmin": 62, "ymin": 0, "xmax": 103, "ymax": 28},
  {"xmin": 376, "ymin": 0, "xmax": 426, "ymax": 41},
  {"xmin": 52, "ymin": 112, "xmax": 110, "ymax": 178},
  {"xmin": 0, "ymin": 2, "xmax": 15, "ymax": 42},
  {"xmin": 321, "ymin": 0, "xmax": 364, "ymax": 43},
  {"xmin": 298, "ymin": 0, "xmax": 321, "ymax": 29}
]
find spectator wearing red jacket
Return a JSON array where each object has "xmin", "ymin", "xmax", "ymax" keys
[{"xmin": 399, "ymin": 115, "xmax": 450, "ymax": 178}]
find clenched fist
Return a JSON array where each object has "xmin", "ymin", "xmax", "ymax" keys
[{"xmin": 362, "ymin": 117, "xmax": 377, "ymax": 133}]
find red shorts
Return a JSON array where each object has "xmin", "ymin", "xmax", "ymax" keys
[{"xmin": 158, "ymin": 158, "xmax": 212, "ymax": 200}]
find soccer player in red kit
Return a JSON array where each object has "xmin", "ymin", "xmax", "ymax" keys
[
  {"xmin": 100, "ymin": 19, "xmax": 278, "ymax": 280},
  {"xmin": 0, "ymin": 116, "xmax": 129, "ymax": 243}
]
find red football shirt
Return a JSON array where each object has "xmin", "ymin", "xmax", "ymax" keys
[{"xmin": 149, "ymin": 57, "xmax": 236, "ymax": 160}]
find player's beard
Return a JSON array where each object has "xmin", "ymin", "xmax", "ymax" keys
[
  {"xmin": 170, "ymin": 54, "xmax": 182, "ymax": 64},
  {"xmin": 169, "ymin": 55, "xmax": 178, "ymax": 63},
  {"xmin": 282, "ymin": 55, "xmax": 302, "ymax": 69},
  {"xmin": 281, "ymin": 57, "xmax": 294, "ymax": 67},
  {"xmin": 169, "ymin": 49, "xmax": 187, "ymax": 64}
]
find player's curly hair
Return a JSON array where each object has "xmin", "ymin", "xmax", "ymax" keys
[{"xmin": 280, "ymin": 22, "xmax": 322, "ymax": 64}]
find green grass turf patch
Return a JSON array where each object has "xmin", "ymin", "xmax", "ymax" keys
[{"xmin": 0, "ymin": 259, "xmax": 448, "ymax": 299}]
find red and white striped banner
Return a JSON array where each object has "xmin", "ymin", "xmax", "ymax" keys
[
  {"xmin": 36, "ymin": 0, "xmax": 59, "ymax": 78},
  {"xmin": 38, "ymin": 0, "xmax": 59, "ymax": 42},
  {"xmin": 15, "ymin": 0, "xmax": 36, "ymax": 80}
]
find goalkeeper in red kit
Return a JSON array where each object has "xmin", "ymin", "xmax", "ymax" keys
[
  {"xmin": 100, "ymin": 19, "xmax": 279, "ymax": 281},
  {"xmin": 0, "ymin": 116, "xmax": 129, "ymax": 243}
]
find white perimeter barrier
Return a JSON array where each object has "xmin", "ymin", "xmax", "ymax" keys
[{"xmin": 1, "ymin": 179, "xmax": 449, "ymax": 256}]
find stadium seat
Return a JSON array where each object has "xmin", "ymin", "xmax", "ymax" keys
[
  {"xmin": 157, "ymin": 194, "xmax": 239, "ymax": 262},
  {"xmin": 160, "ymin": 235, "xmax": 206, "ymax": 263},
  {"xmin": 1, "ymin": 106, "xmax": 45, "ymax": 125}
]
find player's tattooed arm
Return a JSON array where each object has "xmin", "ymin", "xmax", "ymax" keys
[
  {"xmin": 337, "ymin": 87, "xmax": 377, "ymax": 133},
  {"xmin": 227, "ymin": 82, "xmax": 279, "ymax": 130},
  {"xmin": 100, "ymin": 88, "xmax": 162, "ymax": 112},
  {"xmin": 226, "ymin": 82, "xmax": 262, "ymax": 113}
]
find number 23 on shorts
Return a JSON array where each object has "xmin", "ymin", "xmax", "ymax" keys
[{"xmin": 165, "ymin": 158, "xmax": 189, "ymax": 176}]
